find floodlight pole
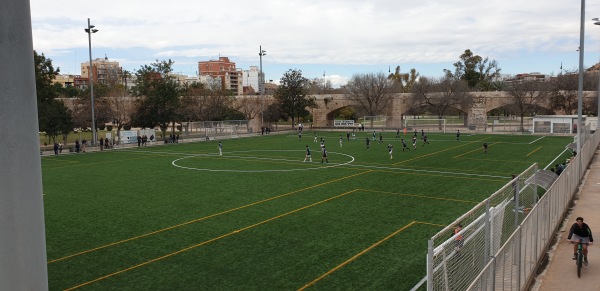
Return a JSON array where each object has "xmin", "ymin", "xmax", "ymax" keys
[
  {"xmin": 85, "ymin": 18, "xmax": 98, "ymax": 145},
  {"xmin": 576, "ymin": 0, "xmax": 585, "ymax": 156},
  {"xmin": 259, "ymin": 46, "xmax": 266, "ymax": 130},
  {"xmin": 594, "ymin": 18, "xmax": 600, "ymax": 130}
]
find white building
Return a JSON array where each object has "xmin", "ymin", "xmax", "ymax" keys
[{"xmin": 242, "ymin": 66, "xmax": 264, "ymax": 93}]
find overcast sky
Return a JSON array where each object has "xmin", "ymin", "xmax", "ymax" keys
[{"xmin": 30, "ymin": 0, "xmax": 600, "ymax": 87}]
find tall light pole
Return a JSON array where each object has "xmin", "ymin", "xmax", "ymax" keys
[
  {"xmin": 576, "ymin": 0, "xmax": 585, "ymax": 156},
  {"xmin": 259, "ymin": 46, "xmax": 266, "ymax": 129},
  {"xmin": 85, "ymin": 18, "xmax": 98, "ymax": 145},
  {"xmin": 594, "ymin": 18, "xmax": 600, "ymax": 130}
]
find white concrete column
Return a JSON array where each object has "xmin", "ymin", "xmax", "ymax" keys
[{"xmin": 0, "ymin": 1, "xmax": 49, "ymax": 290}]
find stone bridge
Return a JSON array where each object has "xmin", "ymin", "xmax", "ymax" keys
[{"xmin": 247, "ymin": 91, "xmax": 596, "ymax": 131}]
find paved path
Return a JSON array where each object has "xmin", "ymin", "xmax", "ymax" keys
[{"xmin": 533, "ymin": 147, "xmax": 600, "ymax": 291}]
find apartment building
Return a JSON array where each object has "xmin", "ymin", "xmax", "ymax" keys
[
  {"xmin": 242, "ymin": 66, "xmax": 264, "ymax": 94},
  {"xmin": 198, "ymin": 57, "xmax": 243, "ymax": 95},
  {"xmin": 81, "ymin": 56, "xmax": 122, "ymax": 86}
]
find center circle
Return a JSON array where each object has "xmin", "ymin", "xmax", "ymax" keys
[{"xmin": 171, "ymin": 150, "xmax": 355, "ymax": 173}]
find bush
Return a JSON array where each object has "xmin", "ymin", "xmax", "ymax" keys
[
  {"xmin": 124, "ymin": 124, "xmax": 132, "ymax": 130},
  {"xmin": 98, "ymin": 124, "xmax": 106, "ymax": 130},
  {"xmin": 106, "ymin": 125, "xmax": 113, "ymax": 131}
]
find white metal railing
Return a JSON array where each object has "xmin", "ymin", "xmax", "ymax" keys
[{"xmin": 422, "ymin": 127, "xmax": 600, "ymax": 291}]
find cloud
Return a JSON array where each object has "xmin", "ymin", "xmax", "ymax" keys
[{"xmin": 29, "ymin": 0, "xmax": 600, "ymax": 84}]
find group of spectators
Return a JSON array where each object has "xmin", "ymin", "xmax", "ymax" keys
[{"xmin": 137, "ymin": 135, "xmax": 155, "ymax": 146}]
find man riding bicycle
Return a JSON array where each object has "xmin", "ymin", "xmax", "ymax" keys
[{"xmin": 567, "ymin": 217, "xmax": 593, "ymax": 265}]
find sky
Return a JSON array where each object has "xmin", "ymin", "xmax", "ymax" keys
[{"xmin": 30, "ymin": 0, "xmax": 600, "ymax": 88}]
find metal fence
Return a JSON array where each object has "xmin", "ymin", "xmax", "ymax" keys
[
  {"xmin": 486, "ymin": 116, "xmax": 534, "ymax": 133},
  {"xmin": 422, "ymin": 126, "xmax": 600, "ymax": 291}
]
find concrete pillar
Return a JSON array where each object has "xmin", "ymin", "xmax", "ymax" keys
[{"xmin": 0, "ymin": 1, "xmax": 49, "ymax": 290}]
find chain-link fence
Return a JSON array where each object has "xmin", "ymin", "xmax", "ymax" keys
[
  {"xmin": 486, "ymin": 116, "xmax": 534, "ymax": 133},
  {"xmin": 183, "ymin": 120, "xmax": 248, "ymax": 140}
]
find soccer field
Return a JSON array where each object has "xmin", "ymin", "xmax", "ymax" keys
[{"xmin": 41, "ymin": 131, "xmax": 573, "ymax": 290}]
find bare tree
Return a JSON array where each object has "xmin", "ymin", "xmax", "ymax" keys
[
  {"xmin": 505, "ymin": 80, "xmax": 551, "ymax": 131},
  {"xmin": 104, "ymin": 85, "xmax": 134, "ymax": 143},
  {"xmin": 549, "ymin": 73, "xmax": 582, "ymax": 115},
  {"xmin": 235, "ymin": 95, "xmax": 262, "ymax": 131},
  {"xmin": 411, "ymin": 77, "xmax": 471, "ymax": 128},
  {"xmin": 345, "ymin": 72, "xmax": 396, "ymax": 126}
]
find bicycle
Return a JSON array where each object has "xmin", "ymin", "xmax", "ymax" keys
[{"xmin": 573, "ymin": 241, "xmax": 589, "ymax": 278}]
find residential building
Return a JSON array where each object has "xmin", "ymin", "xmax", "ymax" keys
[
  {"xmin": 81, "ymin": 56, "xmax": 122, "ymax": 86},
  {"xmin": 198, "ymin": 57, "xmax": 243, "ymax": 95},
  {"xmin": 242, "ymin": 66, "xmax": 263, "ymax": 94}
]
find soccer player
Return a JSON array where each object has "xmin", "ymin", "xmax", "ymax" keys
[
  {"xmin": 412, "ymin": 136, "xmax": 417, "ymax": 150},
  {"xmin": 320, "ymin": 138, "xmax": 325, "ymax": 150},
  {"xmin": 313, "ymin": 132, "xmax": 318, "ymax": 143},
  {"xmin": 401, "ymin": 138, "xmax": 409, "ymax": 152},
  {"xmin": 483, "ymin": 142, "xmax": 488, "ymax": 153},
  {"xmin": 298, "ymin": 130, "xmax": 302, "ymax": 140},
  {"xmin": 423, "ymin": 134, "xmax": 429, "ymax": 145},
  {"xmin": 378, "ymin": 133, "xmax": 383, "ymax": 144},
  {"xmin": 218, "ymin": 141, "xmax": 223, "ymax": 156},
  {"xmin": 456, "ymin": 130, "xmax": 460, "ymax": 141},
  {"xmin": 366, "ymin": 137, "xmax": 371, "ymax": 149},
  {"xmin": 388, "ymin": 143, "xmax": 394, "ymax": 159},
  {"xmin": 321, "ymin": 146, "xmax": 328, "ymax": 163},
  {"xmin": 372, "ymin": 131, "xmax": 376, "ymax": 141},
  {"xmin": 421, "ymin": 129, "xmax": 425, "ymax": 140},
  {"xmin": 339, "ymin": 135, "xmax": 343, "ymax": 147},
  {"xmin": 303, "ymin": 145, "xmax": 312, "ymax": 162},
  {"xmin": 396, "ymin": 128, "xmax": 400, "ymax": 138}
]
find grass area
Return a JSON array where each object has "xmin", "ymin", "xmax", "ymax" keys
[{"xmin": 41, "ymin": 131, "xmax": 572, "ymax": 290}]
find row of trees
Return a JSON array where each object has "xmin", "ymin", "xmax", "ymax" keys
[
  {"xmin": 36, "ymin": 48, "xmax": 600, "ymax": 142},
  {"xmin": 35, "ymin": 50, "xmax": 322, "ymax": 143}
]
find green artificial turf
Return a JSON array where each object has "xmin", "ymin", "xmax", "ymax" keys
[{"xmin": 41, "ymin": 131, "xmax": 572, "ymax": 290}]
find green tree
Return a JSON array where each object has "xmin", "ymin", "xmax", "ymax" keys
[
  {"xmin": 274, "ymin": 69, "xmax": 315, "ymax": 128},
  {"xmin": 34, "ymin": 51, "xmax": 73, "ymax": 143},
  {"xmin": 444, "ymin": 49, "xmax": 501, "ymax": 90},
  {"xmin": 131, "ymin": 60, "xmax": 182, "ymax": 137},
  {"xmin": 388, "ymin": 66, "xmax": 419, "ymax": 92}
]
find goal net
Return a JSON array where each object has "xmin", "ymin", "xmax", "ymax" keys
[
  {"xmin": 204, "ymin": 126, "xmax": 239, "ymax": 140},
  {"xmin": 403, "ymin": 118, "xmax": 447, "ymax": 133}
]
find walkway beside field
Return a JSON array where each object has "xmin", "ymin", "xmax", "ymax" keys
[{"xmin": 533, "ymin": 147, "xmax": 600, "ymax": 290}]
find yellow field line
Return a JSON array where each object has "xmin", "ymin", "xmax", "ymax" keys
[
  {"xmin": 452, "ymin": 140, "xmax": 495, "ymax": 159},
  {"xmin": 392, "ymin": 138, "xmax": 490, "ymax": 165},
  {"xmin": 48, "ymin": 171, "xmax": 372, "ymax": 264},
  {"xmin": 64, "ymin": 189, "xmax": 362, "ymax": 291},
  {"xmin": 298, "ymin": 221, "xmax": 418, "ymax": 291},
  {"xmin": 527, "ymin": 146, "xmax": 542, "ymax": 157},
  {"xmin": 359, "ymin": 189, "xmax": 480, "ymax": 204},
  {"xmin": 457, "ymin": 157, "xmax": 534, "ymax": 165},
  {"xmin": 366, "ymin": 168, "xmax": 506, "ymax": 183},
  {"xmin": 298, "ymin": 220, "xmax": 446, "ymax": 290}
]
